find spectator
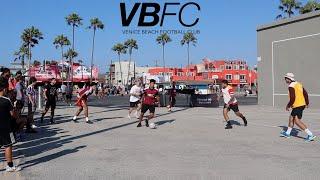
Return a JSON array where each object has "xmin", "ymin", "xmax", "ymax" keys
[
  {"xmin": 26, "ymin": 77, "xmax": 37, "ymax": 133},
  {"xmin": 15, "ymin": 75, "xmax": 25, "ymax": 115},
  {"xmin": 61, "ymin": 83, "xmax": 67, "ymax": 102},
  {"xmin": 0, "ymin": 77, "xmax": 21, "ymax": 172}
]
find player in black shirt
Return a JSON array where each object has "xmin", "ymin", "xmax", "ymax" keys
[
  {"xmin": 41, "ymin": 78, "xmax": 58, "ymax": 124},
  {"xmin": 0, "ymin": 77, "xmax": 21, "ymax": 172}
]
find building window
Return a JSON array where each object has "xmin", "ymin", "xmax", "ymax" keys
[
  {"xmin": 234, "ymin": 74, "xmax": 239, "ymax": 80},
  {"xmin": 220, "ymin": 65, "xmax": 224, "ymax": 70},
  {"xmin": 225, "ymin": 74, "xmax": 232, "ymax": 80},
  {"xmin": 177, "ymin": 72, "xmax": 183, "ymax": 76},
  {"xmin": 225, "ymin": 65, "xmax": 232, "ymax": 70},
  {"xmin": 159, "ymin": 72, "xmax": 163, "ymax": 76},
  {"xmin": 240, "ymin": 75, "xmax": 246, "ymax": 80},
  {"xmin": 239, "ymin": 65, "xmax": 245, "ymax": 70},
  {"xmin": 233, "ymin": 65, "xmax": 239, "ymax": 70}
]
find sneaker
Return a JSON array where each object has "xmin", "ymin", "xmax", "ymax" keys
[
  {"xmin": 280, "ymin": 131, "xmax": 291, "ymax": 138},
  {"xmin": 6, "ymin": 165, "xmax": 21, "ymax": 172},
  {"xmin": 137, "ymin": 123, "xmax": 142, "ymax": 127},
  {"xmin": 50, "ymin": 119, "xmax": 55, "ymax": 124},
  {"xmin": 305, "ymin": 135, "xmax": 316, "ymax": 142},
  {"xmin": 225, "ymin": 124, "xmax": 232, "ymax": 129},
  {"xmin": 31, "ymin": 124, "xmax": 38, "ymax": 128},
  {"xmin": 145, "ymin": 120, "xmax": 149, "ymax": 127},
  {"xmin": 242, "ymin": 117, "xmax": 247, "ymax": 126},
  {"xmin": 86, "ymin": 120, "xmax": 93, "ymax": 124}
]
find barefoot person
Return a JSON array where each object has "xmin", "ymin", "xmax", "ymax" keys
[
  {"xmin": 41, "ymin": 78, "xmax": 58, "ymax": 124},
  {"xmin": 137, "ymin": 79, "xmax": 159, "ymax": 127},
  {"xmin": 0, "ymin": 77, "xmax": 21, "ymax": 172},
  {"xmin": 280, "ymin": 73, "xmax": 316, "ymax": 142},
  {"xmin": 128, "ymin": 80, "xmax": 142, "ymax": 120},
  {"xmin": 73, "ymin": 82, "xmax": 96, "ymax": 123},
  {"xmin": 221, "ymin": 80, "xmax": 247, "ymax": 129}
]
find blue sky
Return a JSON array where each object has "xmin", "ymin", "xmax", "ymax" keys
[{"xmin": 0, "ymin": 0, "xmax": 308, "ymax": 72}]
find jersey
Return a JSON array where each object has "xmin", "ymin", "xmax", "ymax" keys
[
  {"xmin": 221, "ymin": 85, "xmax": 237, "ymax": 105},
  {"xmin": 288, "ymin": 82, "xmax": 306, "ymax": 108}
]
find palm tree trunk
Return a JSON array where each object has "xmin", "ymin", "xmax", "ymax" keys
[
  {"xmin": 162, "ymin": 44, "xmax": 165, "ymax": 80},
  {"xmin": 187, "ymin": 43, "xmax": 190, "ymax": 80},
  {"xmin": 90, "ymin": 29, "xmax": 96, "ymax": 83},
  {"xmin": 118, "ymin": 53, "xmax": 123, "ymax": 85},
  {"xmin": 127, "ymin": 51, "xmax": 132, "ymax": 85},
  {"xmin": 133, "ymin": 59, "xmax": 136, "ymax": 81},
  {"xmin": 71, "ymin": 25, "xmax": 75, "ymax": 86},
  {"xmin": 61, "ymin": 46, "xmax": 64, "ymax": 82},
  {"xmin": 28, "ymin": 43, "xmax": 31, "ymax": 77}
]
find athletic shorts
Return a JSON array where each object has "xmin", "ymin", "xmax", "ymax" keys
[
  {"xmin": 141, "ymin": 104, "xmax": 155, "ymax": 114},
  {"xmin": 0, "ymin": 132, "xmax": 16, "ymax": 148},
  {"xmin": 45, "ymin": 100, "xmax": 56, "ymax": 110},
  {"xmin": 291, "ymin": 106, "xmax": 305, "ymax": 119},
  {"xmin": 130, "ymin": 101, "xmax": 140, "ymax": 108},
  {"xmin": 76, "ymin": 98, "xmax": 87, "ymax": 107},
  {"xmin": 224, "ymin": 103, "xmax": 239, "ymax": 112}
]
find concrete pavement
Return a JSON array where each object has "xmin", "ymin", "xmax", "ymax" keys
[{"xmin": 1, "ymin": 102, "xmax": 320, "ymax": 180}]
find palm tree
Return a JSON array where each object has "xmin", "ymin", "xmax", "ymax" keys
[
  {"xmin": 63, "ymin": 49, "xmax": 78, "ymax": 82},
  {"xmin": 124, "ymin": 39, "xmax": 138, "ymax": 85},
  {"xmin": 112, "ymin": 43, "xmax": 127, "ymax": 84},
  {"xmin": 156, "ymin": 33, "xmax": 172, "ymax": 79},
  {"xmin": 300, "ymin": 0, "xmax": 320, "ymax": 14},
  {"xmin": 88, "ymin": 18, "xmax": 104, "ymax": 82},
  {"xmin": 65, "ymin": 13, "xmax": 82, "ymax": 83},
  {"xmin": 20, "ymin": 26, "xmax": 43, "ymax": 72},
  {"xmin": 14, "ymin": 45, "xmax": 29, "ymax": 70},
  {"xmin": 181, "ymin": 32, "xmax": 197, "ymax": 80},
  {"xmin": 277, "ymin": 0, "xmax": 302, "ymax": 19},
  {"xmin": 53, "ymin": 34, "xmax": 70, "ymax": 82}
]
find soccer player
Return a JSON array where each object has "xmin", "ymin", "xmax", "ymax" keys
[
  {"xmin": 280, "ymin": 73, "xmax": 316, "ymax": 142},
  {"xmin": 41, "ymin": 78, "xmax": 58, "ymax": 124},
  {"xmin": 221, "ymin": 80, "xmax": 247, "ymax": 129},
  {"xmin": 73, "ymin": 82, "xmax": 96, "ymax": 123},
  {"xmin": 137, "ymin": 79, "xmax": 159, "ymax": 127},
  {"xmin": 166, "ymin": 81, "xmax": 177, "ymax": 112},
  {"xmin": 0, "ymin": 77, "xmax": 21, "ymax": 172},
  {"xmin": 128, "ymin": 80, "xmax": 142, "ymax": 119}
]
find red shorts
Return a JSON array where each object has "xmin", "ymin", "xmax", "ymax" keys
[{"xmin": 76, "ymin": 98, "xmax": 88, "ymax": 107}]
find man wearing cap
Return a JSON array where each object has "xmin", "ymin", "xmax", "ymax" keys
[{"xmin": 280, "ymin": 73, "xmax": 316, "ymax": 142}]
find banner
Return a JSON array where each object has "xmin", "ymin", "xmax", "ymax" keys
[{"xmin": 190, "ymin": 94, "xmax": 219, "ymax": 107}]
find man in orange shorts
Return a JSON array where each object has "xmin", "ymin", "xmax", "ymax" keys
[{"xmin": 72, "ymin": 82, "xmax": 96, "ymax": 124}]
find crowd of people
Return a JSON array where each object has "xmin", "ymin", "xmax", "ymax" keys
[{"xmin": 0, "ymin": 66, "xmax": 316, "ymax": 173}]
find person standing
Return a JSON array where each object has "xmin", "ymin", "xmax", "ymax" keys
[
  {"xmin": 166, "ymin": 81, "xmax": 177, "ymax": 112},
  {"xmin": 14, "ymin": 75, "xmax": 25, "ymax": 116},
  {"xmin": 0, "ymin": 78, "xmax": 21, "ymax": 172},
  {"xmin": 137, "ymin": 79, "xmax": 159, "ymax": 127},
  {"xmin": 128, "ymin": 80, "xmax": 142, "ymax": 119},
  {"xmin": 221, "ymin": 80, "xmax": 247, "ymax": 129},
  {"xmin": 26, "ymin": 77, "xmax": 37, "ymax": 133},
  {"xmin": 73, "ymin": 82, "xmax": 96, "ymax": 123},
  {"xmin": 280, "ymin": 73, "xmax": 316, "ymax": 142},
  {"xmin": 60, "ymin": 83, "xmax": 67, "ymax": 102},
  {"xmin": 41, "ymin": 78, "xmax": 58, "ymax": 124},
  {"xmin": 66, "ymin": 83, "xmax": 73, "ymax": 106}
]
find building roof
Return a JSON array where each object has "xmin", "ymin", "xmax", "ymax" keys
[{"xmin": 257, "ymin": 11, "xmax": 320, "ymax": 32}]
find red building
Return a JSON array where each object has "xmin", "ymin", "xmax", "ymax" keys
[{"xmin": 148, "ymin": 58, "xmax": 257, "ymax": 87}]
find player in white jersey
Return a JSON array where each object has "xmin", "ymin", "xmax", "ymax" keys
[
  {"xmin": 128, "ymin": 80, "xmax": 143, "ymax": 119},
  {"xmin": 221, "ymin": 80, "xmax": 247, "ymax": 129}
]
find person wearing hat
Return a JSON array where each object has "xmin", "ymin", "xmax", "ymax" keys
[{"xmin": 280, "ymin": 73, "xmax": 316, "ymax": 142}]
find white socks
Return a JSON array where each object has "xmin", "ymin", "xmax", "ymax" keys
[
  {"xmin": 286, "ymin": 127, "xmax": 292, "ymax": 135},
  {"xmin": 73, "ymin": 116, "xmax": 77, "ymax": 120},
  {"xmin": 86, "ymin": 117, "xmax": 89, "ymax": 122},
  {"xmin": 305, "ymin": 129, "xmax": 313, "ymax": 136}
]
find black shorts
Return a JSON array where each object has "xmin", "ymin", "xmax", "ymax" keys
[
  {"xmin": 66, "ymin": 94, "xmax": 72, "ymax": 100},
  {"xmin": 224, "ymin": 103, "xmax": 239, "ymax": 112},
  {"xmin": 291, "ymin": 106, "xmax": 305, "ymax": 119},
  {"xmin": 130, "ymin": 101, "xmax": 140, "ymax": 108},
  {"xmin": 0, "ymin": 132, "xmax": 16, "ymax": 148},
  {"xmin": 141, "ymin": 104, "xmax": 155, "ymax": 114},
  {"xmin": 45, "ymin": 100, "xmax": 56, "ymax": 110}
]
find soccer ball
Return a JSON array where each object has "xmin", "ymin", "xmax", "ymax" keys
[{"xmin": 149, "ymin": 123, "xmax": 157, "ymax": 129}]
